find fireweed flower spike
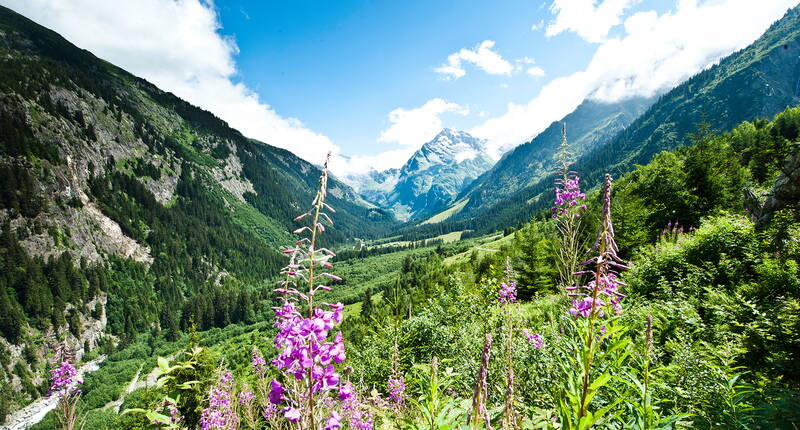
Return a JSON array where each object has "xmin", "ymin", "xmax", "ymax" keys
[
  {"xmin": 568, "ymin": 174, "xmax": 628, "ymax": 318},
  {"xmin": 48, "ymin": 360, "xmax": 82, "ymax": 397},
  {"xmin": 497, "ymin": 281, "xmax": 518, "ymax": 305},
  {"xmin": 48, "ymin": 357, "xmax": 84, "ymax": 430},
  {"xmin": 568, "ymin": 174, "xmax": 629, "ymax": 422},
  {"xmin": 199, "ymin": 371, "xmax": 239, "ymax": 430},
  {"xmin": 271, "ymin": 152, "xmax": 348, "ymax": 428},
  {"xmin": 552, "ymin": 124, "xmax": 588, "ymax": 293},
  {"xmin": 468, "ymin": 333, "xmax": 494, "ymax": 430},
  {"xmin": 499, "ymin": 258, "xmax": 522, "ymax": 429},
  {"xmin": 251, "ymin": 348, "xmax": 266, "ymax": 379}
]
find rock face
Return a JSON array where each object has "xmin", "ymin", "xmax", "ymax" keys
[
  {"xmin": 342, "ymin": 168, "xmax": 401, "ymax": 207},
  {"xmin": 387, "ymin": 129, "xmax": 494, "ymax": 220},
  {"xmin": 760, "ymin": 145, "xmax": 800, "ymax": 219}
]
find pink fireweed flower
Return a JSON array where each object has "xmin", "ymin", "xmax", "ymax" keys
[
  {"xmin": 497, "ymin": 282, "xmax": 518, "ymax": 305},
  {"xmin": 552, "ymin": 175, "xmax": 586, "ymax": 218},
  {"xmin": 283, "ymin": 407, "xmax": 302, "ymax": 423},
  {"xmin": 387, "ymin": 376, "xmax": 407, "ymax": 406},
  {"xmin": 522, "ymin": 329, "xmax": 544, "ymax": 348},
  {"xmin": 325, "ymin": 411, "xmax": 342, "ymax": 430},
  {"xmin": 199, "ymin": 373, "xmax": 239, "ymax": 430},
  {"xmin": 268, "ymin": 379, "xmax": 285, "ymax": 405},
  {"xmin": 47, "ymin": 360, "xmax": 82, "ymax": 397},
  {"xmin": 339, "ymin": 382, "xmax": 354, "ymax": 401}
]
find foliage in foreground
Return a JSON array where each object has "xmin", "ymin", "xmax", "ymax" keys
[{"xmin": 42, "ymin": 108, "xmax": 800, "ymax": 429}]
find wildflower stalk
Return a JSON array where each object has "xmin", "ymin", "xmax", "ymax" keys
[
  {"xmin": 500, "ymin": 258, "xmax": 519, "ymax": 430},
  {"xmin": 271, "ymin": 151, "xmax": 350, "ymax": 428},
  {"xmin": 468, "ymin": 333, "xmax": 494, "ymax": 430},
  {"xmin": 304, "ymin": 154, "xmax": 330, "ymax": 430},
  {"xmin": 552, "ymin": 123, "xmax": 587, "ymax": 292},
  {"xmin": 387, "ymin": 334, "xmax": 407, "ymax": 409},
  {"xmin": 642, "ymin": 315, "xmax": 653, "ymax": 429},
  {"xmin": 564, "ymin": 174, "xmax": 629, "ymax": 425}
]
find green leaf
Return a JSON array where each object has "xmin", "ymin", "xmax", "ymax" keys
[
  {"xmin": 588, "ymin": 372, "xmax": 612, "ymax": 394},
  {"xmin": 157, "ymin": 356, "xmax": 170, "ymax": 372}
]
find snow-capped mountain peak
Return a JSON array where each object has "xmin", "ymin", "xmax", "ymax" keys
[{"xmin": 401, "ymin": 129, "xmax": 489, "ymax": 175}]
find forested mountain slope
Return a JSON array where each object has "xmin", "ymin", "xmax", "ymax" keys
[
  {"xmin": 453, "ymin": 97, "xmax": 653, "ymax": 218},
  {"xmin": 412, "ymin": 5, "xmax": 800, "ymax": 238},
  {"xmin": 0, "ymin": 5, "xmax": 394, "ymax": 407}
]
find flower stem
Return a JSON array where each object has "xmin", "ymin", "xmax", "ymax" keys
[{"xmin": 305, "ymin": 152, "xmax": 331, "ymax": 429}]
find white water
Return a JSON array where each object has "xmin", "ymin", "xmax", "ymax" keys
[{"xmin": 1, "ymin": 355, "xmax": 106, "ymax": 430}]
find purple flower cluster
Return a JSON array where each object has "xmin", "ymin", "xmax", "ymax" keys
[
  {"xmin": 262, "ymin": 403, "xmax": 278, "ymax": 420},
  {"xmin": 569, "ymin": 174, "xmax": 629, "ymax": 319},
  {"xmin": 238, "ymin": 389, "xmax": 255, "ymax": 406},
  {"xmin": 271, "ymin": 300, "xmax": 345, "ymax": 389},
  {"xmin": 324, "ymin": 411, "xmax": 342, "ymax": 430},
  {"xmin": 658, "ymin": 220, "xmax": 691, "ymax": 243},
  {"xmin": 337, "ymin": 381, "xmax": 374, "ymax": 430},
  {"xmin": 349, "ymin": 410, "xmax": 374, "ymax": 430},
  {"xmin": 522, "ymin": 329, "xmax": 544, "ymax": 349},
  {"xmin": 552, "ymin": 176, "xmax": 587, "ymax": 218},
  {"xmin": 497, "ymin": 282, "xmax": 517, "ymax": 305},
  {"xmin": 199, "ymin": 372, "xmax": 239, "ymax": 430},
  {"xmin": 568, "ymin": 274, "xmax": 625, "ymax": 317},
  {"xmin": 387, "ymin": 376, "xmax": 407, "ymax": 406},
  {"xmin": 159, "ymin": 398, "xmax": 184, "ymax": 427},
  {"xmin": 47, "ymin": 360, "xmax": 82, "ymax": 397},
  {"xmin": 251, "ymin": 349, "xmax": 266, "ymax": 379}
]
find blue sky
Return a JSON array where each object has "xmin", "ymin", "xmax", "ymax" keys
[
  {"xmin": 3, "ymin": 0, "xmax": 799, "ymax": 174},
  {"xmin": 213, "ymin": 0, "xmax": 671, "ymax": 158},
  {"xmin": 214, "ymin": 0, "xmax": 593, "ymax": 156}
]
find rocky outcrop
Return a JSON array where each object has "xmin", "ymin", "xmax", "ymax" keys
[{"xmin": 759, "ymin": 144, "xmax": 800, "ymax": 220}]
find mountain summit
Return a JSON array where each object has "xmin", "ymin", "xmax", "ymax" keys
[
  {"xmin": 400, "ymin": 129, "xmax": 489, "ymax": 175},
  {"xmin": 349, "ymin": 129, "xmax": 494, "ymax": 221}
]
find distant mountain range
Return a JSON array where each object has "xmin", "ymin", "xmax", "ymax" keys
[
  {"xmin": 403, "ymin": 5, "xmax": 800, "ymax": 236},
  {"xmin": 344, "ymin": 129, "xmax": 494, "ymax": 221}
]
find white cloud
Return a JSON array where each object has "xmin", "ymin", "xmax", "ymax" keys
[
  {"xmin": 329, "ymin": 148, "xmax": 416, "ymax": 177},
  {"xmin": 435, "ymin": 40, "xmax": 514, "ymax": 80},
  {"xmin": 547, "ymin": 0, "xmax": 640, "ymax": 43},
  {"xmin": 531, "ymin": 19, "xmax": 545, "ymax": 31},
  {"xmin": 331, "ymin": 98, "xmax": 469, "ymax": 175},
  {"xmin": 527, "ymin": 66, "xmax": 546, "ymax": 77},
  {"xmin": 378, "ymin": 98, "xmax": 468, "ymax": 147},
  {"xmin": 1, "ymin": 0, "xmax": 339, "ymax": 166},
  {"xmin": 473, "ymin": 0, "xmax": 798, "ymax": 156}
]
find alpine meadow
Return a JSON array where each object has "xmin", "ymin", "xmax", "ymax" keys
[{"xmin": 2, "ymin": 1, "xmax": 800, "ymax": 429}]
